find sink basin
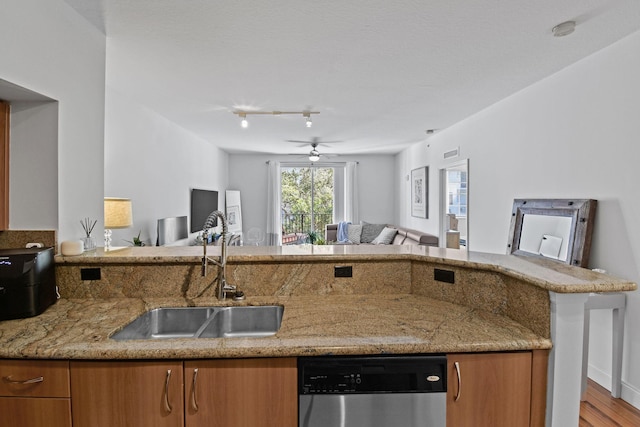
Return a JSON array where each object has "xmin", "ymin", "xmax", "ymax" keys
[
  {"xmin": 198, "ymin": 306, "xmax": 285, "ymax": 338},
  {"xmin": 110, "ymin": 305, "xmax": 283, "ymax": 341}
]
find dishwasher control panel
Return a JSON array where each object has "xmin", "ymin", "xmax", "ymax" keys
[
  {"xmin": 303, "ymin": 372, "xmax": 363, "ymax": 393},
  {"xmin": 298, "ymin": 354, "xmax": 446, "ymax": 394}
]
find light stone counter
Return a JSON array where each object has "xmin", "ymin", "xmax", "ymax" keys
[
  {"xmin": 55, "ymin": 245, "xmax": 637, "ymax": 294},
  {"xmin": 0, "ymin": 295, "xmax": 550, "ymax": 360}
]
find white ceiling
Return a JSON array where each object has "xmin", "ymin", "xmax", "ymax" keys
[{"xmin": 64, "ymin": 0, "xmax": 640, "ymax": 157}]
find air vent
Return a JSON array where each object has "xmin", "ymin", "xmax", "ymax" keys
[{"xmin": 443, "ymin": 148, "xmax": 459, "ymax": 159}]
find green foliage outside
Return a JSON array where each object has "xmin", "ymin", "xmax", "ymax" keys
[{"xmin": 281, "ymin": 167, "xmax": 334, "ymax": 236}]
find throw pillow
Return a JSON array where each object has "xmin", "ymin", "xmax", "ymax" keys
[
  {"xmin": 371, "ymin": 227, "xmax": 398, "ymax": 245},
  {"xmin": 347, "ymin": 224, "xmax": 363, "ymax": 244},
  {"xmin": 360, "ymin": 223, "xmax": 386, "ymax": 243}
]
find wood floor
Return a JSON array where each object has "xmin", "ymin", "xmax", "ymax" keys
[{"xmin": 580, "ymin": 379, "xmax": 640, "ymax": 426}]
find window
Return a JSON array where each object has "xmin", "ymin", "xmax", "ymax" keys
[
  {"xmin": 447, "ymin": 170, "xmax": 467, "ymax": 218},
  {"xmin": 280, "ymin": 166, "xmax": 334, "ymax": 244}
]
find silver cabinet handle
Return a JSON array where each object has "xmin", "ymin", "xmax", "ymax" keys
[
  {"xmin": 454, "ymin": 361, "xmax": 461, "ymax": 402},
  {"xmin": 2, "ymin": 375, "xmax": 44, "ymax": 385},
  {"xmin": 164, "ymin": 369, "xmax": 173, "ymax": 413},
  {"xmin": 191, "ymin": 368, "xmax": 199, "ymax": 412}
]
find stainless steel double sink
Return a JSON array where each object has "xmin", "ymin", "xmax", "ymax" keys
[{"xmin": 110, "ymin": 305, "xmax": 283, "ymax": 341}]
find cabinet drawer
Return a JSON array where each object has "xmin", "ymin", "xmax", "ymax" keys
[
  {"xmin": 0, "ymin": 397, "xmax": 72, "ymax": 427},
  {"xmin": 0, "ymin": 360, "xmax": 70, "ymax": 397}
]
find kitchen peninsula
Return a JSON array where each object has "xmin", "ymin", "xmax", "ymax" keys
[{"xmin": 0, "ymin": 244, "xmax": 636, "ymax": 427}]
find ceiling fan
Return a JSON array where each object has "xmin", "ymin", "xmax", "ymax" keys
[{"xmin": 286, "ymin": 137, "xmax": 341, "ymax": 162}]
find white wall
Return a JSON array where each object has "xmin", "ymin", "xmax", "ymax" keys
[
  {"xmin": 0, "ymin": 0, "xmax": 106, "ymax": 242},
  {"xmin": 9, "ymin": 101, "xmax": 59, "ymax": 230},
  {"xmin": 104, "ymin": 89, "xmax": 229, "ymax": 246},
  {"xmin": 395, "ymin": 145, "xmax": 441, "ymax": 235},
  {"xmin": 397, "ymin": 29, "xmax": 640, "ymax": 407},
  {"xmin": 228, "ymin": 154, "xmax": 396, "ymax": 238}
]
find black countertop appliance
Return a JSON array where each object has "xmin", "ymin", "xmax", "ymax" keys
[{"xmin": 0, "ymin": 247, "xmax": 57, "ymax": 320}]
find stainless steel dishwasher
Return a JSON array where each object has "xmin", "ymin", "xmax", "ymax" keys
[{"xmin": 298, "ymin": 355, "xmax": 447, "ymax": 427}]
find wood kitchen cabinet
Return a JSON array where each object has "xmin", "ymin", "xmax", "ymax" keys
[
  {"xmin": 70, "ymin": 360, "xmax": 184, "ymax": 427},
  {"xmin": 0, "ymin": 100, "xmax": 9, "ymax": 230},
  {"xmin": 447, "ymin": 351, "xmax": 548, "ymax": 427},
  {"xmin": 185, "ymin": 357, "xmax": 297, "ymax": 427},
  {"xmin": 0, "ymin": 360, "xmax": 72, "ymax": 427},
  {"xmin": 70, "ymin": 357, "xmax": 297, "ymax": 427}
]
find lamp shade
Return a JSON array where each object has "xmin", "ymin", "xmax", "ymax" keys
[{"xmin": 104, "ymin": 198, "xmax": 133, "ymax": 229}]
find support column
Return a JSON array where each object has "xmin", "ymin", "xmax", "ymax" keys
[{"xmin": 546, "ymin": 291, "xmax": 589, "ymax": 427}]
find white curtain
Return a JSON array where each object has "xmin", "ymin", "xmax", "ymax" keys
[
  {"xmin": 345, "ymin": 161, "xmax": 359, "ymax": 223},
  {"xmin": 266, "ymin": 160, "xmax": 282, "ymax": 245}
]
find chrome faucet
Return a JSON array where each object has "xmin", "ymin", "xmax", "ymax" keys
[{"xmin": 201, "ymin": 210, "xmax": 241, "ymax": 300}]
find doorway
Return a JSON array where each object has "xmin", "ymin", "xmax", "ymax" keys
[
  {"xmin": 439, "ymin": 159, "xmax": 468, "ymax": 249},
  {"xmin": 280, "ymin": 165, "xmax": 334, "ymax": 244}
]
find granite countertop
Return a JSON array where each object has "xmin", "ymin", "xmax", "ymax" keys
[
  {"xmin": 0, "ymin": 294, "xmax": 551, "ymax": 360},
  {"xmin": 2, "ymin": 245, "xmax": 631, "ymax": 361},
  {"xmin": 57, "ymin": 245, "xmax": 638, "ymax": 294}
]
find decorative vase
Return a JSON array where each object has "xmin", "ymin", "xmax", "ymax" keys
[{"xmin": 82, "ymin": 236, "xmax": 97, "ymax": 252}]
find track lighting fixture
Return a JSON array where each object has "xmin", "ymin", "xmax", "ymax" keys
[{"xmin": 233, "ymin": 110, "xmax": 319, "ymax": 128}]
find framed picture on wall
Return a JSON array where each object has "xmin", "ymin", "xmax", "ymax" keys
[
  {"xmin": 225, "ymin": 190, "xmax": 243, "ymax": 234},
  {"xmin": 411, "ymin": 167, "xmax": 428, "ymax": 218}
]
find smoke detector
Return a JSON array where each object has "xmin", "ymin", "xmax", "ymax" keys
[{"xmin": 552, "ymin": 21, "xmax": 576, "ymax": 37}]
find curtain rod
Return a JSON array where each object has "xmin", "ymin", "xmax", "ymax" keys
[{"xmin": 265, "ymin": 161, "xmax": 359, "ymax": 166}]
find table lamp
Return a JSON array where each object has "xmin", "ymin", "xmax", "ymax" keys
[{"xmin": 104, "ymin": 197, "xmax": 133, "ymax": 251}]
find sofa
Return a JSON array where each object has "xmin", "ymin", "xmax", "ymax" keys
[{"xmin": 325, "ymin": 223, "xmax": 439, "ymax": 246}]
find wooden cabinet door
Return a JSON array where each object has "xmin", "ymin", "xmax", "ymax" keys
[
  {"xmin": 185, "ymin": 358, "xmax": 297, "ymax": 427},
  {"xmin": 447, "ymin": 352, "xmax": 532, "ymax": 427},
  {"xmin": 0, "ymin": 100, "xmax": 9, "ymax": 230},
  {"xmin": 70, "ymin": 360, "xmax": 184, "ymax": 427}
]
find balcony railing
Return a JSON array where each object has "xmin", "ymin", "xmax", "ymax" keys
[{"xmin": 281, "ymin": 213, "xmax": 333, "ymax": 244}]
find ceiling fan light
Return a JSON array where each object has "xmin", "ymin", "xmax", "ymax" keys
[{"xmin": 309, "ymin": 149, "xmax": 320, "ymax": 162}]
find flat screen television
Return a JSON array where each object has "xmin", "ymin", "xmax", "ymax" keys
[{"xmin": 190, "ymin": 189, "xmax": 219, "ymax": 233}]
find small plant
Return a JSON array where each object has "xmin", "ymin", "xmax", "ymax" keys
[
  {"xmin": 314, "ymin": 236, "xmax": 326, "ymax": 245},
  {"xmin": 125, "ymin": 230, "xmax": 145, "ymax": 247},
  {"xmin": 306, "ymin": 230, "xmax": 320, "ymax": 244}
]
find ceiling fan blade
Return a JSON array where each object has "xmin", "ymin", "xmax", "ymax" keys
[
  {"xmin": 285, "ymin": 138, "xmax": 343, "ymax": 145},
  {"xmin": 285, "ymin": 141, "xmax": 311, "ymax": 147}
]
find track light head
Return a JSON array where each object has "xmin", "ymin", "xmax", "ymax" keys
[
  {"xmin": 239, "ymin": 113, "xmax": 248, "ymax": 128},
  {"xmin": 304, "ymin": 113, "xmax": 312, "ymax": 128}
]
